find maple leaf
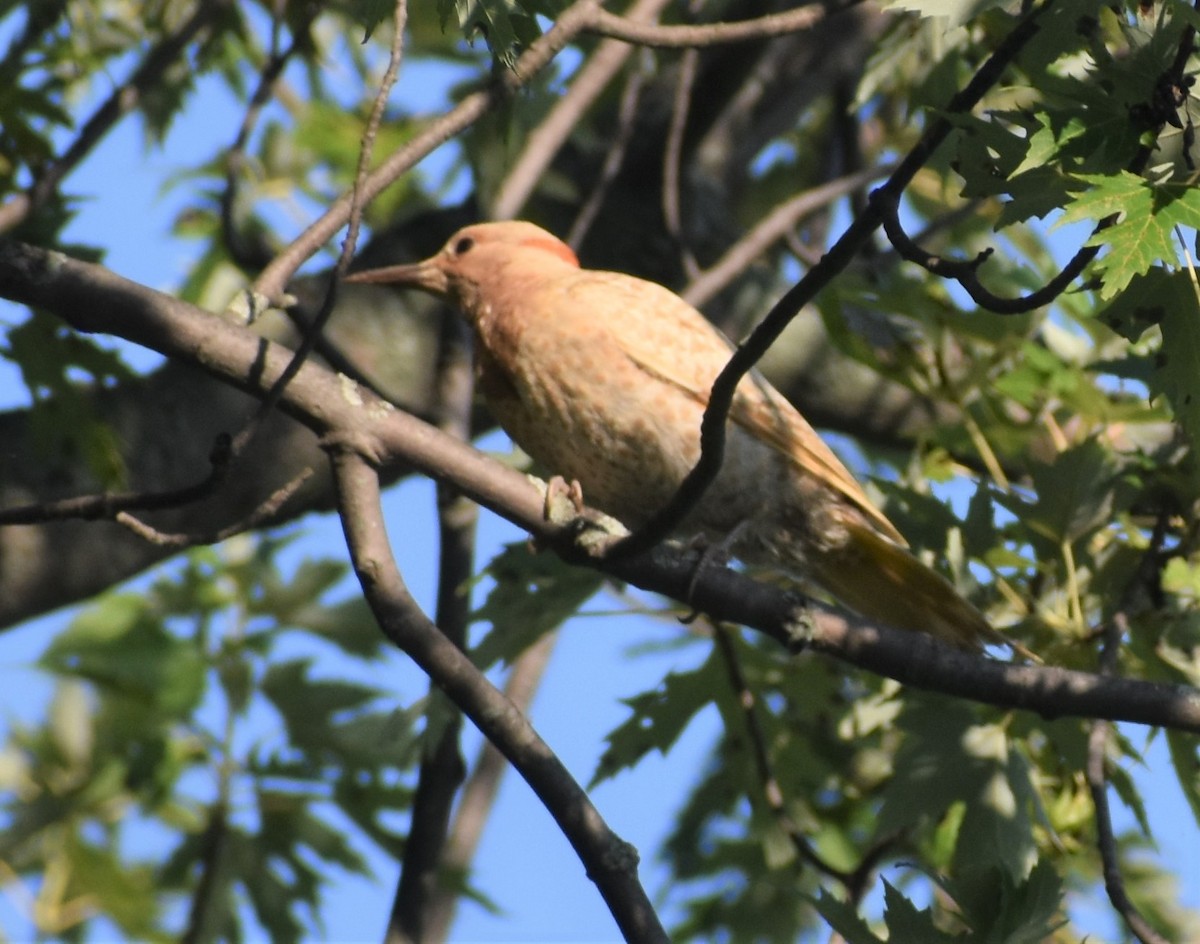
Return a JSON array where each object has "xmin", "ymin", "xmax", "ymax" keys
[{"xmin": 1057, "ymin": 171, "xmax": 1200, "ymax": 298}]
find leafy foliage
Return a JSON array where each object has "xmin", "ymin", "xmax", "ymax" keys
[{"xmin": 0, "ymin": 537, "xmax": 417, "ymax": 941}]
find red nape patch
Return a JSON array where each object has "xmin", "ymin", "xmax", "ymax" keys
[{"xmin": 520, "ymin": 236, "xmax": 580, "ymax": 268}]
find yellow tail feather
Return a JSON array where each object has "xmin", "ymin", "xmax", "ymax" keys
[{"xmin": 809, "ymin": 522, "xmax": 1023, "ymax": 656}]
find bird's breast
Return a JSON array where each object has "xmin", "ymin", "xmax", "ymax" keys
[{"xmin": 472, "ymin": 295, "xmax": 783, "ymax": 534}]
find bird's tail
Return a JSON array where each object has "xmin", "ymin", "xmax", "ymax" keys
[{"xmin": 808, "ymin": 521, "xmax": 1016, "ymax": 655}]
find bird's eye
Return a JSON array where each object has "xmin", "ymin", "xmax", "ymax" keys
[{"xmin": 453, "ymin": 236, "xmax": 475, "ymax": 255}]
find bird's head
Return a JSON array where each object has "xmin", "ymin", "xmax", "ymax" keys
[{"xmin": 345, "ymin": 221, "xmax": 580, "ymax": 310}]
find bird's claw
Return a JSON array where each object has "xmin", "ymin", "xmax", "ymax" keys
[
  {"xmin": 530, "ymin": 475, "xmax": 628, "ymax": 558},
  {"xmin": 543, "ymin": 475, "xmax": 586, "ymax": 523},
  {"xmin": 680, "ymin": 524, "xmax": 747, "ymax": 618}
]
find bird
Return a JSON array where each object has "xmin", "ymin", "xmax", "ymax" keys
[{"xmin": 346, "ymin": 220, "xmax": 1000, "ymax": 651}]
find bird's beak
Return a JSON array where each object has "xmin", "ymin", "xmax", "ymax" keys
[{"xmin": 344, "ymin": 259, "xmax": 450, "ymax": 295}]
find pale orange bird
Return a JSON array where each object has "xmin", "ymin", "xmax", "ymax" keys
[{"xmin": 348, "ymin": 221, "xmax": 997, "ymax": 650}]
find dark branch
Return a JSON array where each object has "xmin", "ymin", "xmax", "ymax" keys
[
  {"xmin": 3, "ymin": 240, "xmax": 1200, "ymax": 736},
  {"xmin": 0, "ymin": 433, "xmax": 232, "ymax": 525},
  {"xmin": 330, "ymin": 448, "xmax": 670, "ymax": 944},
  {"xmin": 1085, "ymin": 613, "xmax": 1172, "ymax": 944}
]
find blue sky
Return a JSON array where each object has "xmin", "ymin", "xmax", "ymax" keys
[{"xmin": 1, "ymin": 14, "xmax": 1198, "ymax": 943}]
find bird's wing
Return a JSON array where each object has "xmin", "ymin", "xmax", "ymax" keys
[{"xmin": 574, "ymin": 272, "xmax": 905, "ymax": 544}]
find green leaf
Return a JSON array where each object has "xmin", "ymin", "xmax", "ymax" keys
[
  {"xmin": 880, "ymin": 0, "xmax": 1007, "ymax": 27},
  {"xmin": 945, "ymin": 860, "xmax": 1065, "ymax": 943},
  {"xmin": 1098, "ymin": 267, "xmax": 1193, "ymax": 341},
  {"xmin": 876, "ymin": 700, "xmax": 983, "ymax": 834},
  {"xmin": 472, "ymin": 542, "xmax": 602, "ymax": 669},
  {"xmin": 1093, "ymin": 270, "xmax": 1200, "ymax": 444},
  {"xmin": 952, "ymin": 739, "xmax": 1038, "ymax": 882},
  {"xmin": 590, "ymin": 650, "xmax": 725, "ymax": 788},
  {"xmin": 1153, "ymin": 290, "xmax": 1200, "ymax": 447},
  {"xmin": 261, "ymin": 659, "xmax": 381, "ymax": 738},
  {"xmin": 41, "ymin": 593, "xmax": 206, "ymax": 718},
  {"xmin": 347, "ymin": 0, "xmax": 396, "ymax": 41},
  {"xmin": 441, "ymin": 0, "xmax": 542, "ymax": 66},
  {"xmin": 1058, "ymin": 172, "xmax": 1200, "ymax": 297},
  {"xmin": 261, "ymin": 798, "xmax": 368, "ymax": 875},
  {"xmin": 807, "ymin": 890, "xmax": 885, "ymax": 944},
  {"xmin": 1020, "ymin": 438, "xmax": 1125, "ymax": 546},
  {"xmin": 882, "ymin": 880, "xmax": 959, "ymax": 942},
  {"xmin": 65, "ymin": 837, "xmax": 161, "ymax": 939},
  {"xmin": 227, "ymin": 828, "xmax": 305, "ymax": 943},
  {"xmin": 251, "ymin": 558, "xmax": 348, "ymax": 620},
  {"xmin": 1167, "ymin": 729, "xmax": 1200, "ymax": 830}
]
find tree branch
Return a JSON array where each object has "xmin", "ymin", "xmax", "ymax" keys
[
  {"xmin": 681, "ymin": 164, "xmax": 891, "ymax": 309},
  {"xmin": 1086, "ymin": 613, "xmax": 1172, "ymax": 944},
  {"xmin": 387, "ymin": 256, "xmax": 478, "ymax": 944},
  {"xmin": 329, "ymin": 447, "xmax": 669, "ymax": 944},
  {"xmin": 586, "ymin": 4, "xmax": 828, "ymax": 48},
  {"xmin": 423, "ymin": 632, "xmax": 559, "ymax": 943},
  {"xmin": 2, "ymin": 240, "xmax": 1199, "ymax": 736},
  {"xmin": 662, "ymin": 47, "xmax": 702, "ymax": 279}
]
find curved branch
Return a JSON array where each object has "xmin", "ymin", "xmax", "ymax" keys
[
  {"xmin": 876, "ymin": 187, "xmax": 1103, "ymax": 314},
  {"xmin": 3, "ymin": 240, "xmax": 1200, "ymax": 736},
  {"xmin": 330, "ymin": 448, "xmax": 669, "ymax": 944},
  {"xmin": 875, "ymin": 4, "xmax": 1197, "ymax": 315},
  {"xmin": 587, "ymin": 4, "xmax": 827, "ymax": 48}
]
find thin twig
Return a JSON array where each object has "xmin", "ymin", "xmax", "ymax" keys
[
  {"xmin": 681, "ymin": 165, "xmax": 893, "ymax": 309},
  {"xmin": 220, "ymin": 9, "xmax": 310, "ymax": 270},
  {"xmin": 114, "ymin": 467, "xmax": 314, "ymax": 547},
  {"xmin": 712, "ymin": 623, "xmax": 906, "ymax": 905},
  {"xmin": 1085, "ymin": 613, "xmax": 1171, "ymax": 944},
  {"xmin": 225, "ymin": 0, "xmax": 407, "ymax": 482},
  {"xmin": 567, "ymin": 55, "xmax": 651, "ymax": 248},
  {"xmin": 0, "ymin": 434, "xmax": 233, "ymax": 525},
  {"xmin": 712, "ymin": 624, "xmax": 846, "ymax": 878},
  {"xmin": 662, "ymin": 47, "xmax": 701, "ymax": 279}
]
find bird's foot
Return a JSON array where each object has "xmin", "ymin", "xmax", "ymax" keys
[
  {"xmin": 530, "ymin": 475, "xmax": 628, "ymax": 559},
  {"xmin": 543, "ymin": 475, "xmax": 585, "ymax": 522},
  {"xmin": 679, "ymin": 524, "xmax": 748, "ymax": 622}
]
